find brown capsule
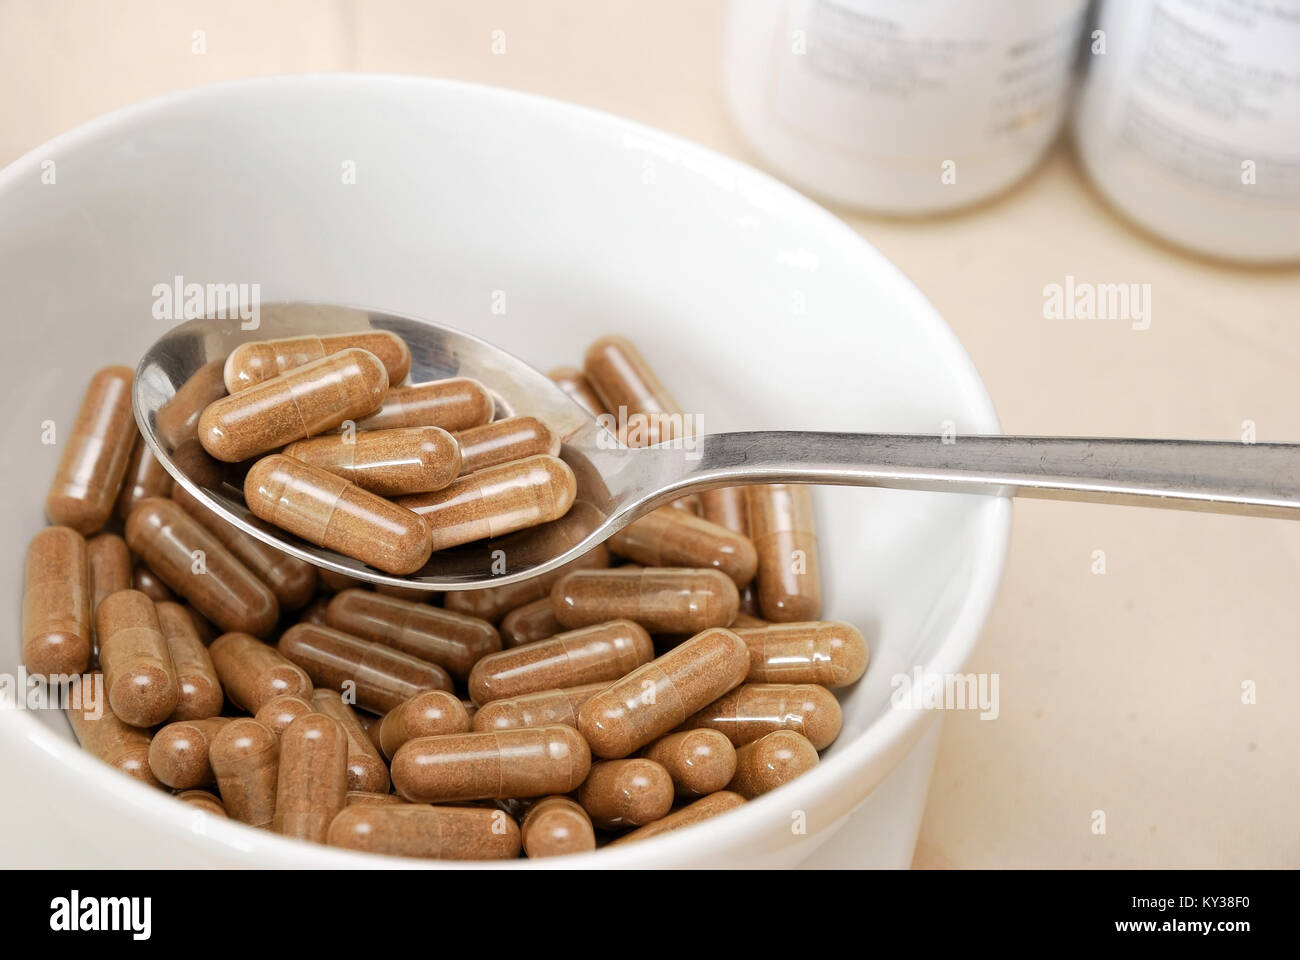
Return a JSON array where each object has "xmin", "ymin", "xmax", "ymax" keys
[
  {"xmin": 397, "ymin": 455, "xmax": 577, "ymax": 551},
  {"xmin": 467, "ymin": 620, "xmax": 653, "ymax": 706},
  {"xmin": 548, "ymin": 365, "xmax": 608, "ymax": 418},
  {"xmin": 521, "ymin": 795, "xmax": 596, "ymax": 858},
  {"xmin": 470, "ymin": 682, "xmax": 608, "ymax": 733},
  {"xmin": 346, "ymin": 791, "xmax": 404, "ymax": 807},
  {"xmin": 198, "ymin": 348, "xmax": 388, "ymax": 462},
  {"xmin": 684, "ymin": 682, "xmax": 843, "ymax": 750},
  {"xmin": 22, "ymin": 526, "xmax": 91, "ymax": 676},
  {"xmin": 148, "ymin": 717, "xmax": 232, "ymax": 789},
  {"xmin": 578, "ymin": 759, "xmax": 674, "ymax": 829},
  {"xmin": 319, "ymin": 568, "xmax": 368, "ymax": 592},
  {"xmin": 325, "ymin": 589, "xmax": 500, "ymax": 681},
  {"xmin": 96, "ymin": 590, "xmax": 179, "ymax": 727},
  {"xmin": 273, "ymin": 713, "xmax": 349, "ymax": 843},
  {"xmin": 736, "ymin": 621, "xmax": 868, "ymax": 687},
  {"xmin": 278, "ymin": 623, "xmax": 452, "ymax": 714},
  {"xmin": 375, "ymin": 582, "xmax": 441, "ymax": 603},
  {"xmin": 609, "ymin": 508, "xmax": 757, "ymax": 586},
  {"xmin": 607, "ymin": 791, "xmax": 745, "ymax": 846},
  {"xmin": 244, "ymin": 456, "xmax": 433, "ymax": 576},
  {"xmin": 66, "ymin": 674, "xmax": 160, "ymax": 788},
  {"xmin": 378, "ymin": 690, "xmax": 471, "ymax": 759},
  {"xmin": 551, "ymin": 567, "xmax": 739, "ymax": 635},
  {"xmin": 283, "ymin": 426, "xmax": 461, "ymax": 496},
  {"xmin": 355, "ymin": 378, "xmax": 494, "ymax": 433},
  {"xmin": 391, "ymin": 725, "xmax": 590, "ymax": 803},
  {"xmin": 669, "ymin": 494, "xmax": 701, "ymax": 515},
  {"xmin": 312, "ymin": 689, "xmax": 391, "ymax": 794},
  {"xmin": 577, "ymin": 627, "xmax": 750, "ymax": 759},
  {"xmin": 125, "ymin": 498, "xmax": 280, "ymax": 636},
  {"xmin": 155, "ymin": 601, "xmax": 223, "ymax": 720},
  {"xmin": 171, "ymin": 485, "xmax": 317, "ymax": 611},
  {"xmin": 176, "ymin": 789, "xmax": 227, "ymax": 817},
  {"xmin": 87, "ymin": 533, "xmax": 131, "ymax": 614},
  {"xmin": 454, "ymin": 416, "xmax": 559, "ymax": 476},
  {"xmin": 327, "ymin": 804, "xmax": 521, "ymax": 860},
  {"xmin": 184, "ymin": 607, "xmax": 217, "ymax": 645},
  {"xmin": 114, "ymin": 435, "xmax": 173, "ymax": 521},
  {"xmin": 499, "ymin": 597, "xmax": 560, "ymax": 647},
  {"xmin": 728, "ymin": 730, "xmax": 819, "ymax": 798},
  {"xmin": 209, "ymin": 632, "xmax": 313, "ymax": 713},
  {"xmin": 642, "ymin": 729, "xmax": 738, "ymax": 798},
  {"xmin": 747, "ymin": 484, "xmax": 822, "ymax": 622},
  {"xmin": 224, "ymin": 331, "xmax": 411, "ymax": 393},
  {"xmin": 298, "ymin": 597, "xmax": 331, "ymax": 626},
  {"xmin": 210, "ymin": 718, "xmax": 280, "ymax": 828},
  {"xmin": 738, "ymin": 584, "xmax": 760, "ymax": 617},
  {"xmin": 46, "ymin": 365, "xmax": 136, "ymax": 533},
  {"xmin": 730, "ymin": 611, "xmax": 768, "ymax": 629},
  {"xmin": 255, "ymin": 694, "xmax": 316, "ymax": 736},
  {"xmin": 156, "ymin": 359, "xmax": 227, "ymax": 450},
  {"xmin": 131, "ymin": 562, "xmax": 175, "ymax": 603},
  {"xmin": 443, "ymin": 544, "xmax": 611, "ymax": 624},
  {"xmin": 699, "ymin": 486, "xmax": 749, "ymax": 536},
  {"xmin": 582, "ymin": 335, "xmax": 684, "ymax": 446}
]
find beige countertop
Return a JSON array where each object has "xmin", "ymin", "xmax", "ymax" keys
[{"xmin": 4, "ymin": 0, "xmax": 1296, "ymax": 868}]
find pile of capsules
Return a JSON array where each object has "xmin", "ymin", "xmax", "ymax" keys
[{"xmin": 21, "ymin": 330, "xmax": 869, "ymax": 859}]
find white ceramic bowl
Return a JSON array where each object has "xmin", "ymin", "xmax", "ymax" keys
[{"xmin": 0, "ymin": 75, "xmax": 1009, "ymax": 868}]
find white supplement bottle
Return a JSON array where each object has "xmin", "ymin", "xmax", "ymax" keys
[
  {"xmin": 1072, "ymin": 0, "xmax": 1300, "ymax": 263},
  {"xmin": 723, "ymin": 0, "xmax": 1091, "ymax": 214}
]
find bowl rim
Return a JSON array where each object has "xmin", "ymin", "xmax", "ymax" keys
[{"xmin": 0, "ymin": 72, "xmax": 1011, "ymax": 868}]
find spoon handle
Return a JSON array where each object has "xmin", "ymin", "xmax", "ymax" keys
[{"xmin": 672, "ymin": 432, "xmax": 1300, "ymax": 519}]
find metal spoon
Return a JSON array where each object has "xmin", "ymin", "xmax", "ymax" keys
[{"xmin": 134, "ymin": 303, "xmax": 1300, "ymax": 591}]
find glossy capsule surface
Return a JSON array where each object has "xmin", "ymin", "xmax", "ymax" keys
[
  {"xmin": 378, "ymin": 690, "xmax": 471, "ymax": 759},
  {"xmin": 284, "ymin": 426, "xmax": 461, "ymax": 496},
  {"xmin": 499, "ymin": 597, "xmax": 560, "ymax": 647},
  {"xmin": 148, "ymin": 717, "xmax": 231, "ymax": 789},
  {"xmin": 96, "ymin": 590, "xmax": 179, "ymax": 727},
  {"xmin": 176, "ymin": 790, "xmax": 227, "ymax": 817},
  {"xmin": 22, "ymin": 526, "xmax": 91, "ymax": 675},
  {"xmin": 66, "ymin": 674, "xmax": 160, "ymax": 788},
  {"xmin": 209, "ymin": 631, "xmax": 314, "ymax": 713},
  {"xmin": 46, "ymin": 365, "xmax": 136, "ymax": 533},
  {"xmin": 576, "ymin": 628, "xmax": 750, "ymax": 758},
  {"xmin": 209, "ymin": 718, "xmax": 280, "ymax": 828},
  {"xmin": 551, "ymin": 568, "xmax": 739, "ymax": 634},
  {"xmin": 578, "ymin": 758, "xmax": 674, "ymax": 829},
  {"xmin": 547, "ymin": 366, "xmax": 608, "ymax": 418},
  {"xmin": 608, "ymin": 507, "xmax": 757, "ymax": 586},
  {"xmin": 171, "ymin": 484, "xmax": 317, "ymax": 611},
  {"xmin": 582, "ymin": 335, "xmax": 683, "ymax": 446},
  {"xmin": 156, "ymin": 359, "xmax": 227, "ymax": 450},
  {"xmin": 86, "ymin": 533, "xmax": 131, "ymax": 614},
  {"xmin": 454, "ymin": 416, "xmax": 559, "ymax": 475},
  {"xmin": 131, "ymin": 563, "xmax": 175, "ymax": 603},
  {"xmin": 684, "ymin": 682, "xmax": 843, "ymax": 750},
  {"xmin": 327, "ymin": 803, "xmax": 521, "ymax": 860},
  {"xmin": 607, "ymin": 791, "xmax": 745, "ymax": 846},
  {"xmin": 356, "ymin": 378, "xmax": 494, "ymax": 432},
  {"xmin": 312, "ymin": 689, "xmax": 391, "ymax": 794},
  {"xmin": 467, "ymin": 620, "xmax": 653, "ymax": 706},
  {"xmin": 198, "ymin": 348, "xmax": 388, "ymax": 462},
  {"xmin": 698, "ymin": 486, "xmax": 749, "ymax": 536},
  {"xmin": 521, "ymin": 796, "xmax": 596, "ymax": 858},
  {"xmin": 244, "ymin": 455, "xmax": 433, "ymax": 576},
  {"xmin": 397, "ymin": 454, "xmax": 576, "ymax": 552},
  {"xmin": 278, "ymin": 623, "xmax": 453, "ymax": 714},
  {"xmin": 155, "ymin": 600, "xmax": 223, "ymax": 720},
  {"xmin": 254, "ymin": 694, "xmax": 315, "ymax": 736},
  {"xmin": 727, "ymin": 730, "xmax": 819, "ymax": 798},
  {"xmin": 470, "ymin": 682, "xmax": 607, "ymax": 733},
  {"xmin": 736, "ymin": 621, "xmax": 869, "ymax": 687},
  {"xmin": 274, "ymin": 713, "xmax": 349, "ymax": 843},
  {"xmin": 747, "ymin": 484, "xmax": 822, "ymax": 622},
  {"xmin": 114, "ymin": 436, "xmax": 173, "ymax": 521},
  {"xmin": 391, "ymin": 725, "xmax": 591, "ymax": 802},
  {"xmin": 224, "ymin": 331, "xmax": 411, "ymax": 393},
  {"xmin": 325, "ymin": 589, "xmax": 500, "ymax": 680},
  {"xmin": 125, "ymin": 497, "xmax": 280, "ymax": 636},
  {"xmin": 642, "ymin": 728, "xmax": 737, "ymax": 798}
]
